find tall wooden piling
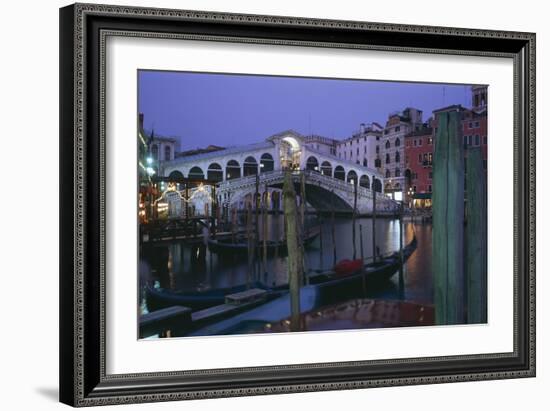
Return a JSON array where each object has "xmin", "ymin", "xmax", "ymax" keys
[
  {"xmin": 300, "ymin": 172, "xmax": 308, "ymax": 284},
  {"xmin": 254, "ymin": 174, "xmax": 260, "ymax": 280},
  {"xmin": 352, "ymin": 178, "xmax": 358, "ymax": 260},
  {"xmin": 246, "ymin": 203, "xmax": 254, "ymax": 289},
  {"xmin": 331, "ymin": 190, "xmax": 337, "ymax": 266},
  {"xmin": 432, "ymin": 110, "xmax": 465, "ymax": 325},
  {"xmin": 283, "ymin": 171, "xmax": 302, "ymax": 331},
  {"xmin": 372, "ymin": 186, "xmax": 377, "ymax": 263},
  {"xmin": 262, "ymin": 183, "xmax": 268, "ymax": 279},
  {"xmin": 398, "ymin": 203, "xmax": 405, "ymax": 300},
  {"xmin": 360, "ymin": 224, "xmax": 366, "ymax": 296},
  {"xmin": 466, "ymin": 147, "xmax": 488, "ymax": 323},
  {"xmin": 319, "ymin": 211, "xmax": 324, "ymax": 271}
]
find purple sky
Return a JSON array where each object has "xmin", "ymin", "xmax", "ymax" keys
[{"xmin": 138, "ymin": 70, "xmax": 472, "ymax": 150}]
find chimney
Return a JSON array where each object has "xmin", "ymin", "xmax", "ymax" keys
[{"xmin": 360, "ymin": 123, "xmax": 365, "ymax": 134}]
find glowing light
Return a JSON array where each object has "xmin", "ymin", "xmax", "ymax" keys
[
  {"xmin": 146, "ymin": 157, "xmax": 153, "ymax": 165},
  {"xmin": 146, "ymin": 167, "xmax": 155, "ymax": 176}
]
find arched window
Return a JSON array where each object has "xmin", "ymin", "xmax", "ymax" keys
[
  {"xmin": 334, "ymin": 166, "xmax": 345, "ymax": 181},
  {"xmin": 385, "ymin": 140, "xmax": 390, "ymax": 149},
  {"xmin": 188, "ymin": 166, "xmax": 204, "ymax": 180},
  {"xmin": 373, "ymin": 178, "xmax": 382, "ymax": 193},
  {"xmin": 359, "ymin": 175, "xmax": 370, "ymax": 189},
  {"xmin": 260, "ymin": 153, "xmax": 274, "ymax": 172},
  {"xmin": 320, "ymin": 161, "xmax": 332, "ymax": 177},
  {"xmin": 395, "ymin": 138, "xmax": 401, "ymax": 147},
  {"xmin": 306, "ymin": 156, "xmax": 319, "ymax": 172},
  {"xmin": 226, "ymin": 160, "xmax": 241, "ymax": 180},
  {"xmin": 207, "ymin": 163, "xmax": 223, "ymax": 182},
  {"xmin": 151, "ymin": 144, "xmax": 159, "ymax": 160},
  {"xmin": 395, "ymin": 151, "xmax": 400, "ymax": 163},
  {"xmin": 164, "ymin": 145, "xmax": 171, "ymax": 160},
  {"xmin": 363, "ymin": 159, "xmax": 368, "ymax": 167},
  {"xmin": 386, "ymin": 153, "xmax": 390, "ymax": 164},
  {"xmin": 386, "ymin": 169, "xmax": 391, "ymax": 178},
  {"xmin": 243, "ymin": 156, "xmax": 258, "ymax": 176},
  {"xmin": 395, "ymin": 168, "xmax": 401, "ymax": 177},
  {"xmin": 168, "ymin": 170, "xmax": 184, "ymax": 180},
  {"xmin": 347, "ymin": 170, "xmax": 358, "ymax": 185}
]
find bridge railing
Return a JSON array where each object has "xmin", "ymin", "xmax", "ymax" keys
[{"xmin": 216, "ymin": 169, "xmax": 401, "ymax": 211}]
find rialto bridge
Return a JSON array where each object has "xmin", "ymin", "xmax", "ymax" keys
[{"xmin": 162, "ymin": 130, "xmax": 399, "ymax": 214}]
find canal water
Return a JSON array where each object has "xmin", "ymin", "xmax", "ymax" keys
[{"xmin": 140, "ymin": 217, "xmax": 433, "ymax": 313}]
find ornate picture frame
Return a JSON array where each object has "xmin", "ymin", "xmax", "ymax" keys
[{"xmin": 59, "ymin": 3, "xmax": 535, "ymax": 407}]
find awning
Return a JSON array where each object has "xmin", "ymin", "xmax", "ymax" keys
[{"xmin": 412, "ymin": 192, "xmax": 432, "ymax": 199}]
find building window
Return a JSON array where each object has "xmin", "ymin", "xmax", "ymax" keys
[
  {"xmin": 384, "ymin": 129, "xmax": 389, "ymax": 135},
  {"xmin": 474, "ymin": 121, "xmax": 480, "ymax": 128},
  {"xmin": 395, "ymin": 151, "xmax": 400, "ymax": 163},
  {"xmin": 475, "ymin": 135, "xmax": 480, "ymax": 146},
  {"xmin": 386, "ymin": 153, "xmax": 390, "ymax": 164},
  {"xmin": 395, "ymin": 126, "xmax": 401, "ymax": 132},
  {"xmin": 364, "ymin": 146, "xmax": 367, "ymax": 154},
  {"xmin": 395, "ymin": 138, "xmax": 401, "ymax": 147},
  {"xmin": 483, "ymin": 136, "xmax": 488, "ymax": 145},
  {"xmin": 413, "ymin": 139, "xmax": 417, "ymax": 147},
  {"xmin": 164, "ymin": 145, "xmax": 171, "ymax": 160},
  {"xmin": 413, "ymin": 185, "xmax": 417, "ymax": 192},
  {"xmin": 395, "ymin": 168, "xmax": 401, "ymax": 177},
  {"xmin": 428, "ymin": 137, "xmax": 433, "ymax": 145},
  {"xmin": 428, "ymin": 152, "xmax": 433, "ymax": 165},
  {"xmin": 151, "ymin": 144, "xmax": 158, "ymax": 159},
  {"xmin": 464, "ymin": 135, "xmax": 468, "ymax": 147},
  {"xmin": 356, "ymin": 148, "xmax": 359, "ymax": 156},
  {"xmin": 468, "ymin": 135, "xmax": 473, "ymax": 146},
  {"xmin": 386, "ymin": 169, "xmax": 391, "ymax": 178},
  {"xmin": 376, "ymin": 146, "xmax": 380, "ymax": 154},
  {"xmin": 418, "ymin": 139, "xmax": 423, "ymax": 146},
  {"xmin": 385, "ymin": 140, "xmax": 390, "ymax": 149},
  {"xmin": 429, "ymin": 171, "xmax": 433, "ymax": 179},
  {"xmin": 428, "ymin": 184, "xmax": 432, "ymax": 192},
  {"xmin": 363, "ymin": 159, "xmax": 368, "ymax": 167}
]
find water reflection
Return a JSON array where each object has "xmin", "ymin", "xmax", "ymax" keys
[{"xmin": 140, "ymin": 217, "xmax": 434, "ymax": 310}]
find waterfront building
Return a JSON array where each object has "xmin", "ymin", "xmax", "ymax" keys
[
  {"xmin": 380, "ymin": 107, "xmax": 424, "ymax": 200},
  {"xmin": 403, "ymin": 86, "xmax": 488, "ymax": 209},
  {"xmin": 335, "ymin": 122, "xmax": 383, "ymax": 171}
]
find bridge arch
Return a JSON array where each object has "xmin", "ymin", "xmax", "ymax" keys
[
  {"xmin": 306, "ymin": 156, "xmax": 319, "ymax": 172},
  {"xmin": 347, "ymin": 170, "xmax": 358, "ymax": 185},
  {"xmin": 320, "ymin": 161, "xmax": 332, "ymax": 177},
  {"xmin": 226, "ymin": 160, "xmax": 241, "ymax": 180},
  {"xmin": 260, "ymin": 153, "xmax": 274, "ymax": 172},
  {"xmin": 334, "ymin": 165, "xmax": 345, "ymax": 181},
  {"xmin": 207, "ymin": 163, "xmax": 223, "ymax": 182},
  {"xmin": 188, "ymin": 166, "xmax": 204, "ymax": 180},
  {"xmin": 359, "ymin": 174, "xmax": 370, "ymax": 189},
  {"xmin": 243, "ymin": 156, "xmax": 258, "ymax": 176}
]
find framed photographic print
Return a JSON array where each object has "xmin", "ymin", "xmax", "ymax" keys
[{"xmin": 59, "ymin": 3, "xmax": 535, "ymax": 407}]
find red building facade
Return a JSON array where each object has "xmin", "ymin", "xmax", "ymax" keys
[{"xmin": 404, "ymin": 98, "xmax": 488, "ymax": 209}]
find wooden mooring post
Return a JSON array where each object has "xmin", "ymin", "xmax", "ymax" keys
[
  {"xmin": 466, "ymin": 147, "xmax": 488, "ymax": 323},
  {"xmin": 262, "ymin": 183, "xmax": 268, "ymax": 279},
  {"xmin": 432, "ymin": 110, "xmax": 465, "ymax": 325},
  {"xmin": 398, "ymin": 202, "xmax": 405, "ymax": 300},
  {"xmin": 283, "ymin": 171, "xmax": 302, "ymax": 331},
  {"xmin": 352, "ymin": 178, "xmax": 358, "ymax": 260},
  {"xmin": 360, "ymin": 224, "xmax": 366, "ymax": 296},
  {"xmin": 331, "ymin": 190, "xmax": 337, "ymax": 266},
  {"xmin": 372, "ymin": 187, "xmax": 377, "ymax": 263},
  {"xmin": 246, "ymin": 203, "xmax": 254, "ymax": 289}
]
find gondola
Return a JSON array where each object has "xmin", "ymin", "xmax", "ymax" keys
[
  {"xmin": 186, "ymin": 237, "xmax": 418, "ymax": 336},
  {"xmin": 207, "ymin": 226, "xmax": 320, "ymax": 257},
  {"xmin": 145, "ymin": 281, "xmax": 267, "ymax": 311}
]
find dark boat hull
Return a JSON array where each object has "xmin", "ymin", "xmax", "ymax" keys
[
  {"xmin": 145, "ymin": 281, "xmax": 266, "ymax": 311},
  {"xmin": 207, "ymin": 229, "xmax": 320, "ymax": 257}
]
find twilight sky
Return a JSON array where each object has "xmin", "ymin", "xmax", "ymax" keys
[{"xmin": 138, "ymin": 70, "xmax": 472, "ymax": 151}]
